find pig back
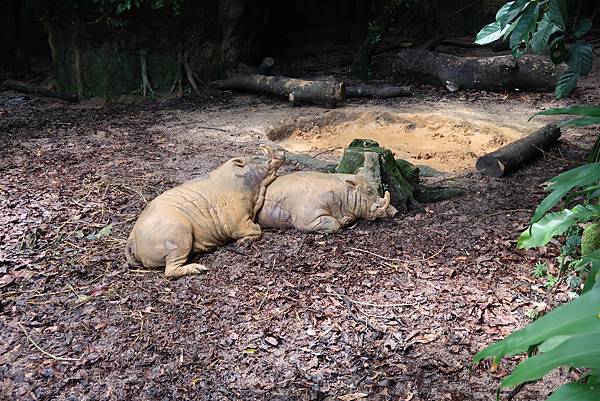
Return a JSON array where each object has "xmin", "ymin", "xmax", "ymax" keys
[
  {"xmin": 140, "ymin": 173, "xmax": 259, "ymax": 249},
  {"xmin": 258, "ymin": 172, "xmax": 356, "ymax": 228}
]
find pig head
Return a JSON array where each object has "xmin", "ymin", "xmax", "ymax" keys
[
  {"xmin": 125, "ymin": 145, "xmax": 284, "ymax": 278},
  {"xmin": 257, "ymin": 171, "xmax": 398, "ymax": 234}
]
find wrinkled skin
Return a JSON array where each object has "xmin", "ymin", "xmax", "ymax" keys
[
  {"xmin": 125, "ymin": 146, "xmax": 284, "ymax": 278},
  {"xmin": 257, "ymin": 172, "xmax": 398, "ymax": 234}
]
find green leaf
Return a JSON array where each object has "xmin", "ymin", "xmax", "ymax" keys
[
  {"xmin": 555, "ymin": 69, "xmax": 579, "ymax": 99},
  {"xmin": 583, "ymin": 261, "xmax": 600, "ymax": 293},
  {"xmin": 509, "ymin": 3, "xmax": 539, "ymax": 57},
  {"xmin": 567, "ymin": 41, "xmax": 593, "ymax": 76},
  {"xmin": 537, "ymin": 335, "xmax": 571, "ymax": 353},
  {"xmin": 549, "ymin": 37, "xmax": 568, "ymax": 64},
  {"xmin": 576, "ymin": 250, "xmax": 600, "ymax": 293},
  {"xmin": 548, "ymin": 0, "xmax": 567, "ymax": 29},
  {"xmin": 547, "ymin": 383, "xmax": 600, "ymax": 401},
  {"xmin": 530, "ymin": 106, "xmax": 600, "ymax": 119},
  {"xmin": 573, "ymin": 19, "xmax": 593, "ymax": 39},
  {"xmin": 495, "ymin": 1, "xmax": 515, "ymax": 23},
  {"xmin": 503, "ymin": 17, "xmax": 521, "ymax": 41},
  {"xmin": 530, "ymin": 14, "xmax": 559, "ymax": 54},
  {"xmin": 499, "ymin": 0, "xmax": 528, "ymax": 27},
  {"xmin": 475, "ymin": 22, "xmax": 505, "ymax": 45},
  {"xmin": 85, "ymin": 224, "xmax": 113, "ymax": 240},
  {"xmin": 560, "ymin": 117, "xmax": 600, "ymax": 127},
  {"xmin": 473, "ymin": 287, "xmax": 600, "ymax": 365},
  {"xmin": 518, "ymin": 204, "xmax": 600, "ymax": 249},
  {"xmin": 530, "ymin": 163, "xmax": 600, "ymax": 224},
  {"xmin": 501, "ymin": 333, "xmax": 600, "ymax": 388}
]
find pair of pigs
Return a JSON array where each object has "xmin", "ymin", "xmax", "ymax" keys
[{"xmin": 125, "ymin": 146, "xmax": 397, "ymax": 278}]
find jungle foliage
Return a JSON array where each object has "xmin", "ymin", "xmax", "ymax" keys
[
  {"xmin": 476, "ymin": 0, "xmax": 594, "ymax": 98},
  {"xmin": 475, "ymin": 106, "xmax": 600, "ymax": 400}
]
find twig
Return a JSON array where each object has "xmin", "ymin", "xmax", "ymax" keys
[
  {"xmin": 506, "ymin": 382, "xmax": 527, "ymax": 401},
  {"xmin": 340, "ymin": 294, "xmax": 380, "ymax": 332},
  {"xmin": 347, "ymin": 246, "xmax": 399, "ymax": 262},
  {"xmin": 325, "ymin": 287, "xmax": 413, "ymax": 308},
  {"xmin": 448, "ymin": 0, "xmax": 482, "ymax": 18},
  {"xmin": 196, "ymin": 126, "xmax": 229, "ymax": 133},
  {"xmin": 482, "ymin": 208, "xmax": 531, "ymax": 218},
  {"xmin": 348, "ymin": 243, "xmax": 446, "ymax": 265},
  {"xmin": 18, "ymin": 323, "xmax": 82, "ymax": 362}
]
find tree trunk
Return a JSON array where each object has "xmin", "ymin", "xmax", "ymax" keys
[
  {"xmin": 351, "ymin": 0, "xmax": 411, "ymax": 79},
  {"xmin": 476, "ymin": 124, "xmax": 561, "ymax": 177},
  {"xmin": 393, "ymin": 49, "xmax": 565, "ymax": 92},
  {"xmin": 346, "ymin": 84, "xmax": 411, "ymax": 98},
  {"xmin": 213, "ymin": 74, "xmax": 345, "ymax": 107}
]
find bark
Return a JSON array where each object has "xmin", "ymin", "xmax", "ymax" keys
[
  {"xmin": 476, "ymin": 124, "xmax": 561, "ymax": 177},
  {"xmin": 393, "ymin": 49, "xmax": 566, "ymax": 92},
  {"xmin": 335, "ymin": 139, "xmax": 421, "ymax": 213},
  {"xmin": 346, "ymin": 84, "xmax": 411, "ymax": 98},
  {"xmin": 0, "ymin": 79, "xmax": 78, "ymax": 102},
  {"xmin": 351, "ymin": 0, "xmax": 411, "ymax": 79},
  {"xmin": 214, "ymin": 74, "xmax": 345, "ymax": 107}
]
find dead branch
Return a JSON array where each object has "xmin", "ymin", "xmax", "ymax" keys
[{"xmin": 18, "ymin": 322, "xmax": 82, "ymax": 362}]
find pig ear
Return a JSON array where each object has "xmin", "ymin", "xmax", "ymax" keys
[
  {"xmin": 345, "ymin": 179, "xmax": 358, "ymax": 190},
  {"xmin": 231, "ymin": 158, "xmax": 246, "ymax": 167}
]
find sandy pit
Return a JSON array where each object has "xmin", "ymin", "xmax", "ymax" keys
[{"xmin": 270, "ymin": 109, "xmax": 539, "ymax": 172}]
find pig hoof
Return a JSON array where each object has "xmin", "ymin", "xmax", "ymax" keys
[
  {"xmin": 185, "ymin": 263, "xmax": 209, "ymax": 275},
  {"xmin": 165, "ymin": 263, "xmax": 208, "ymax": 278},
  {"xmin": 235, "ymin": 235, "xmax": 261, "ymax": 248}
]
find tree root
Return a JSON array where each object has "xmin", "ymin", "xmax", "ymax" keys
[
  {"xmin": 170, "ymin": 48, "xmax": 200, "ymax": 96},
  {"xmin": 183, "ymin": 50, "xmax": 200, "ymax": 95},
  {"xmin": 171, "ymin": 50, "xmax": 183, "ymax": 96},
  {"xmin": 138, "ymin": 50, "xmax": 154, "ymax": 98}
]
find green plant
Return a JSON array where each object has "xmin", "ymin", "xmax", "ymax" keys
[
  {"xmin": 476, "ymin": 1, "xmax": 595, "ymax": 98},
  {"xmin": 518, "ymin": 153, "xmax": 598, "ymax": 245},
  {"xmin": 544, "ymin": 272, "xmax": 559, "ymax": 288},
  {"xmin": 474, "ymin": 107, "xmax": 600, "ymax": 400},
  {"xmin": 533, "ymin": 260, "xmax": 548, "ymax": 277}
]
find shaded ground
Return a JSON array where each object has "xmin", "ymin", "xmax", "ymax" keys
[{"xmin": 1, "ymin": 61, "xmax": 599, "ymax": 400}]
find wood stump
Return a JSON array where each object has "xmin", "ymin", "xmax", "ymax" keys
[{"xmin": 335, "ymin": 139, "xmax": 422, "ymax": 213}]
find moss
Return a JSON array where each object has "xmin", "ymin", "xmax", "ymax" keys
[
  {"xmin": 582, "ymin": 223, "xmax": 600, "ymax": 256},
  {"xmin": 335, "ymin": 139, "xmax": 422, "ymax": 213}
]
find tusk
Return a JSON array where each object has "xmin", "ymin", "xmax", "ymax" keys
[
  {"xmin": 259, "ymin": 144, "xmax": 274, "ymax": 158},
  {"xmin": 382, "ymin": 191, "xmax": 391, "ymax": 209}
]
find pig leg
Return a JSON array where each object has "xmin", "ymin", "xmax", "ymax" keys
[
  {"xmin": 233, "ymin": 218, "xmax": 263, "ymax": 246},
  {"xmin": 304, "ymin": 215, "xmax": 343, "ymax": 234},
  {"xmin": 163, "ymin": 230, "xmax": 208, "ymax": 278}
]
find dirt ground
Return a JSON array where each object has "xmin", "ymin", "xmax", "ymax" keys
[{"xmin": 2, "ymin": 51, "xmax": 600, "ymax": 400}]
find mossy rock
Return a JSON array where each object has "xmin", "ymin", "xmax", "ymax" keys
[
  {"xmin": 335, "ymin": 139, "xmax": 421, "ymax": 213},
  {"xmin": 582, "ymin": 223, "xmax": 600, "ymax": 256}
]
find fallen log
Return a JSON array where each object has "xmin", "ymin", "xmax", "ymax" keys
[
  {"xmin": 213, "ymin": 74, "xmax": 345, "ymax": 107},
  {"xmin": 393, "ymin": 49, "xmax": 565, "ymax": 92},
  {"xmin": 476, "ymin": 124, "xmax": 561, "ymax": 177},
  {"xmin": 345, "ymin": 84, "xmax": 411, "ymax": 98},
  {"xmin": 0, "ymin": 79, "xmax": 78, "ymax": 102}
]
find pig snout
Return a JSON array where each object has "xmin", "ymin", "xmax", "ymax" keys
[
  {"xmin": 369, "ymin": 191, "xmax": 396, "ymax": 218},
  {"xmin": 259, "ymin": 144, "xmax": 285, "ymax": 175}
]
